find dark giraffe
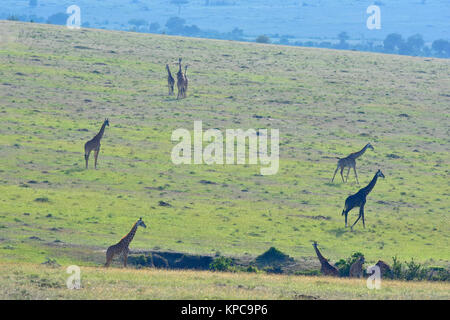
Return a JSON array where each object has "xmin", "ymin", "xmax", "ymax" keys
[
  {"xmin": 341, "ymin": 169, "xmax": 385, "ymax": 230},
  {"xmin": 166, "ymin": 64, "xmax": 175, "ymax": 96},
  {"xmin": 183, "ymin": 64, "xmax": 188, "ymax": 97},
  {"xmin": 331, "ymin": 143, "xmax": 374, "ymax": 184},
  {"xmin": 376, "ymin": 260, "xmax": 393, "ymax": 279},
  {"xmin": 312, "ymin": 242, "xmax": 340, "ymax": 277},
  {"xmin": 176, "ymin": 58, "xmax": 186, "ymax": 99},
  {"xmin": 104, "ymin": 217, "xmax": 147, "ymax": 267},
  {"xmin": 349, "ymin": 256, "xmax": 365, "ymax": 278},
  {"xmin": 84, "ymin": 119, "xmax": 109, "ymax": 169}
]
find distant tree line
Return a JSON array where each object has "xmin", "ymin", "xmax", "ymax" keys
[
  {"xmin": 289, "ymin": 32, "xmax": 450, "ymax": 59},
  {"xmin": 2, "ymin": 10, "xmax": 449, "ymax": 59}
]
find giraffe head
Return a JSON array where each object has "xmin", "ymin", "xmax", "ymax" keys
[
  {"xmin": 137, "ymin": 217, "xmax": 147, "ymax": 228},
  {"xmin": 367, "ymin": 143, "xmax": 374, "ymax": 151},
  {"xmin": 312, "ymin": 241, "xmax": 318, "ymax": 248},
  {"xmin": 376, "ymin": 169, "xmax": 385, "ymax": 179},
  {"xmin": 104, "ymin": 118, "xmax": 110, "ymax": 127}
]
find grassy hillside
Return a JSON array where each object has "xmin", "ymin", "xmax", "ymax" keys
[{"xmin": 0, "ymin": 19, "xmax": 449, "ymax": 277}]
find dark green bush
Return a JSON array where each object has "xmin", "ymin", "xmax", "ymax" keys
[
  {"xmin": 209, "ymin": 256, "xmax": 232, "ymax": 272},
  {"xmin": 335, "ymin": 252, "xmax": 365, "ymax": 277}
]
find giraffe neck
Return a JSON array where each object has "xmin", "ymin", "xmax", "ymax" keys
[
  {"xmin": 362, "ymin": 173, "xmax": 378, "ymax": 195},
  {"xmin": 95, "ymin": 122, "xmax": 106, "ymax": 141},
  {"xmin": 121, "ymin": 222, "xmax": 138, "ymax": 247},
  {"xmin": 313, "ymin": 245, "xmax": 328, "ymax": 264},
  {"xmin": 351, "ymin": 144, "xmax": 369, "ymax": 159},
  {"xmin": 167, "ymin": 67, "xmax": 172, "ymax": 78}
]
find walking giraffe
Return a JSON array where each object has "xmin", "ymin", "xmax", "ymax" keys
[
  {"xmin": 104, "ymin": 217, "xmax": 147, "ymax": 267},
  {"xmin": 166, "ymin": 64, "xmax": 175, "ymax": 96},
  {"xmin": 341, "ymin": 169, "xmax": 385, "ymax": 230},
  {"xmin": 331, "ymin": 143, "xmax": 374, "ymax": 183},
  {"xmin": 312, "ymin": 242, "xmax": 340, "ymax": 277},
  {"xmin": 84, "ymin": 119, "xmax": 109, "ymax": 169}
]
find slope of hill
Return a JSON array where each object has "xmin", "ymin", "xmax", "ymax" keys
[{"xmin": 0, "ymin": 21, "xmax": 449, "ymax": 275}]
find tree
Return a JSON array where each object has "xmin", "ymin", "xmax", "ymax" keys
[
  {"xmin": 337, "ymin": 32, "xmax": 349, "ymax": 49},
  {"xmin": 149, "ymin": 22, "xmax": 160, "ymax": 33},
  {"xmin": 165, "ymin": 17, "xmax": 186, "ymax": 33},
  {"xmin": 47, "ymin": 12, "xmax": 69, "ymax": 26},
  {"xmin": 383, "ymin": 33, "xmax": 403, "ymax": 53},
  {"xmin": 432, "ymin": 39, "xmax": 450, "ymax": 57},
  {"xmin": 256, "ymin": 35, "xmax": 270, "ymax": 44},
  {"xmin": 406, "ymin": 34, "xmax": 424, "ymax": 55}
]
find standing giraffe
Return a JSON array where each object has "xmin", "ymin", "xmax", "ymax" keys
[
  {"xmin": 84, "ymin": 119, "xmax": 109, "ymax": 169},
  {"xmin": 312, "ymin": 242, "xmax": 340, "ymax": 277},
  {"xmin": 331, "ymin": 143, "xmax": 374, "ymax": 183},
  {"xmin": 183, "ymin": 64, "xmax": 188, "ymax": 97},
  {"xmin": 166, "ymin": 64, "xmax": 175, "ymax": 96},
  {"xmin": 104, "ymin": 217, "xmax": 147, "ymax": 267},
  {"xmin": 349, "ymin": 256, "xmax": 365, "ymax": 278},
  {"xmin": 341, "ymin": 169, "xmax": 385, "ymax": 230},
  {"xmin": 176, "ymin": 58, "xmax": 186, "ymax": 99}
]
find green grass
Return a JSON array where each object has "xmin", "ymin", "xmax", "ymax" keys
[
  {"xmin": 1, "ymin": 261, "xmax": 449, "ymax": 300},
  {"xmin": 0, "ymin": 21, "xmax": 449, "ymax": 299}
]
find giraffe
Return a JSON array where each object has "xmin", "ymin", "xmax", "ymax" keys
[
  {"xmin": 376, "ymin": 260, "xmax": 393, "ymax": 279},
  {"xmin": 84, "ymin": 119, "xmax": 109, "ymax": 169},
  {"xmin": 331, "ymin": 143, "xmax": 374, "ymax": 184},
  {"xmin": 183, "ymin": 64, "xmax": 188, "ymax": 97},
  {"xmin": 312, "ymin": 242, "xmax": 340, "ymax": 277},
  {"xmin": 341, "ymin": 169, "xmax": 385, "ymax": 230},
  {"xmin": 104, "ymin": 217, "xmax": 147, "ymax": 267},
  {"xmin": 166, "ymin": 64, "xmax": 175, "ymax": 96},
  {"xmin": 349, "ymin": 256, "xmax": 365, "ymax": 278},
  {"xmin": 176, "ymin": 58, "xmax": 186, "ymax": 99}
]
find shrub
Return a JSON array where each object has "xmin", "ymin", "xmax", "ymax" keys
[
  {"xmin": 392, "ymin": 256, "xmax": 403, "ymax": 279},
  {"xmin": 335, "ymin": 252, "xmax": 364, "ymax": 277},
  {"xmin": 209, "ymin": 256, "xmax": 232, "ymax": 271}
]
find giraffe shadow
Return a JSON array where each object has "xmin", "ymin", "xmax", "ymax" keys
[{"xmin": 327, "ymin": 228, "xmax": 347, "ymax": 237}]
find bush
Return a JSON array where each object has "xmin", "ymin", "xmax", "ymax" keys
[
  {"xmin": 335, "ymin": 252, "xmax": 364, "ymax": 277},
  {"xmin": 256, "ymin": 35, "xmax": 270, "ymax": 44},
  {"xmin": 392, "ymin": 256, "xmax": 403, "ymax": 279},
  {"xmin": 209, "ymin": 256, "xmax": 232, "ymax": 271}
]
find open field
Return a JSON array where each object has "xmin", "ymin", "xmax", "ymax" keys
[
  {"xmin": 1, "ymin": 261, "xmax": 449, "ymax": 300},
  {"xmin": 0, "ymin": 21, "xmax": 449, "ymax": 298}
]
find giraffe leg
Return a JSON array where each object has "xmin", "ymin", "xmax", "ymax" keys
[
  {"xmin": 340, "ymin": 167, "xmax": 345, "ymax": 182},
  {"xmin": 344, "ymin": 210, "xmax": 349, "ymax": 227},
  {"xmin": 346, "ymin": 167, "xmax": 351, "ymax": 182},
  {"xmin": 331, "ymin": 166, "xmax": 339, "ymax": 182},
  {"xmin": 361, "ymin": 206, "xmax": 365, "ymax": 228},
  {"xmin": 85, "ymin": 150, "xmax": 91, "ymax": 169},
  {"xmin": 350, "ymin": 213, "xmax": 362, "ymax": 231},
  {"xmin": 353, "ymin": 166, "xmax": 359, "ymax": 184},
  {"xmin": 94, "ymin": 148, "xmax": 99, "ymax": 169},
  {"xmin": 123, "ymin": 249, "xmax": 128, "ymax": 268},
  {"xmin": 105, "ymin": 249, "xmax": 114, "ymax": 267}
]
